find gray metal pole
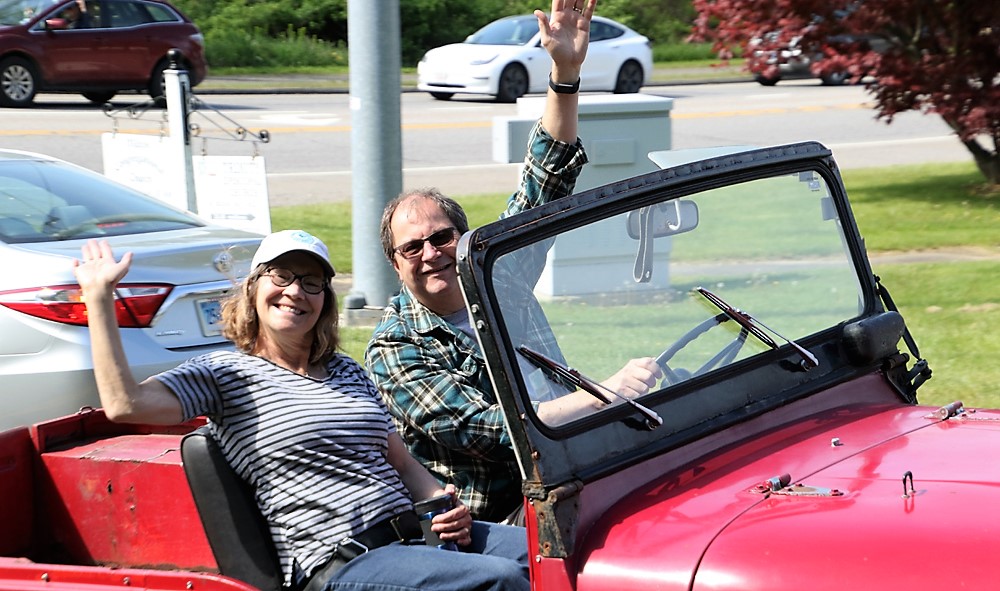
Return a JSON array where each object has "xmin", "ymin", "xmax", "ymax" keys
[
  {"xmin": 164, "ymin": 50, "xmax": 196, "ymax": 213},
  {"xmin": 345, "ymin": 0, "xmax": 402, "ymax": 310}
]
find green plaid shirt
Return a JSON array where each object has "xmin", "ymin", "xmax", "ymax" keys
[{"xmin": 365, "ymin": 121, "xmax": 587, "ymax": 521}]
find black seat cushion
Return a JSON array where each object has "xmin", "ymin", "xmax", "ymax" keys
[{"xmin": 181, "ymin": 427, "xmax": 284, "ymax": 591}]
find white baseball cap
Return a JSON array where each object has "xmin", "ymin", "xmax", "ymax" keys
[{"xmin": 250, "ymin": 230, "xmax": 335, "ymax": 277}]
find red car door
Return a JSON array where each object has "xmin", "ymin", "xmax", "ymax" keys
[{"xmin": 37, "ymin": 0, "xmax": 149, "ymax": 86}]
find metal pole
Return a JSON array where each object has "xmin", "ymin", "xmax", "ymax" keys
[
  {"xmin": 164, "ymin": 49, "xmax": 196, "ymax": 213},
  {"xmin": 345, "ymin": 0, "xmax": 403, "ymax": 310}
]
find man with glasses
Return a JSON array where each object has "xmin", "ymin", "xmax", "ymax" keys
[{"xmin": 366, "ymin": 0, "xmax": 660, "ymax": 524}]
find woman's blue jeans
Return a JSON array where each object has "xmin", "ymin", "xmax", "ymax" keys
[{"xmin": 323, "ymin": 521, "xmax": 529, "ymax": 591}]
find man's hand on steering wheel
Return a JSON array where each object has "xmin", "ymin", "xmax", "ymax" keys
[{"xmin": 600, "ymin": 357, "xmax": 662, "ymax": 400}]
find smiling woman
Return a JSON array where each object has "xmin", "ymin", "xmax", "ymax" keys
[{"xmin": 68, "ymin": 221, "xmax": 533, "ymax": 591}]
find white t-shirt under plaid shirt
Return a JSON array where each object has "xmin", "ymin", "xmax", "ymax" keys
[{"xmin": 156, "ymin": 350, "xmax": 413, "ymax": 587}]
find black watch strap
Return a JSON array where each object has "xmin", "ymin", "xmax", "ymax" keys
[{"xmin": 548, "ymin": 75, "xmax": 580, "ymax": 94}]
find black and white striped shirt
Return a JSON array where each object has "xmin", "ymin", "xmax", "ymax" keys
[{"xmin": 157, "ymin": 351, "xmax": 413, "ymax": 585}]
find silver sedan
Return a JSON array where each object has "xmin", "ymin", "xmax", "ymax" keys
[{"xmin": 0, "ymin": 150, "xmax": 261, "ymax": 430}]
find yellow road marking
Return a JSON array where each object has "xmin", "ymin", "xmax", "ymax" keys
[{"xmin": 0, "ymin": 103, "xmax": 870, "ymax": 136}]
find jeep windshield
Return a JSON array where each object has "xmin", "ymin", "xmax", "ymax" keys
[{"xmin": 458, "ymin": 143, "xmax": 892, "ymax": 484}]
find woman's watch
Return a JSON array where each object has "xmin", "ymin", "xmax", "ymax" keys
[{"xmin": 548, "ymin": 75, "xmax": 580, "ymax": 94}]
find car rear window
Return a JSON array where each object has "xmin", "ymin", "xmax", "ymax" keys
[{"xmin": 0, "ymin": 158, "xmax": 204, "ymax": 244}]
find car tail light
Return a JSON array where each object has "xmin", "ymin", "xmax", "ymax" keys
[{"xmin": 0, "ymin": 284, "xmax": 172, "ymax": 328}]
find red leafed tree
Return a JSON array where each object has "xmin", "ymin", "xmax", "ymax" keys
[{"xmin": 691, "ymin": 0, "xmax": 1000, "ymax": 184}]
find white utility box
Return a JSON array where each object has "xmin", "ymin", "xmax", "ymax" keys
[{"xmin": 493, "ymin": 94, "xmax": 674, "ymax": 297}]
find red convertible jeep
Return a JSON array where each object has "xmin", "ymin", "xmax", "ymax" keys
[{"xmin": 2, "ymin": 142, "xmax": 998, "ymax": 590}]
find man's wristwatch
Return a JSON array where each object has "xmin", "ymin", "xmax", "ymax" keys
[{"xmin": 548, "ymin": 75, "xmax": 580, "ymax": 94}]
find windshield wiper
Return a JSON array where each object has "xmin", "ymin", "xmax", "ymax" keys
[
  {"xmin": 517, "ymin": 345, "xmax": 663, "ymax": 430},
  {"xmin": 695, "ymin": 287, "xmax": 819, "ymax": 369}
]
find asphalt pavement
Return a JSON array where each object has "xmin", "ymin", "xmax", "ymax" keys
[{"xmin": 198, "ymin": 64, "xmax": 756, "ymax": 210}]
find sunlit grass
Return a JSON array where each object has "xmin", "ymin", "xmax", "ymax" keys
[
  {"xmin": 871, "ymin": 260, "xmax": 1000, "ymax": 408},
  {"xmin": 844, "ymin": 163, "xmax": 1000, "ymax": 251}
]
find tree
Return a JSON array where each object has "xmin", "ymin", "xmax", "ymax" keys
[
  {"xmin": 691, "ymin": 0, "xmax": 1000, "ymax": 184},
  {"xmin": 171, "ymin": 0, "xmax": 697, "ymax": 68},
  {"xmin": 598, "ymin": 0, "xmax": 697, "ymax": 43}
]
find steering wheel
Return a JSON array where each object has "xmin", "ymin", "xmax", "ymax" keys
[{"xmin": 655, "ymin": 313, "xmax": 749, "ymax": 387}]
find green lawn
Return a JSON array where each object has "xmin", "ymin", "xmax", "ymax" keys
[
  {"xmin": 274, "ymin": 160, "xmax": 1000, "ymax": 408},
  {"xmin": 873, "ymin": 260, "xmax": 1000, "ymax": 408},
  {"xmin": 841, "ymin": 163, "xmax": 1000, "ymax": 406}
]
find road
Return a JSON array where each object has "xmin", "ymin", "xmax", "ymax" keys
[{"xmin": 0, "ymin": 81, "xmax": 970, "ymax": 207}]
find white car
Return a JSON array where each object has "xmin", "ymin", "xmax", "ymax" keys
[
  {"xmin": 0, "ymin": 150, "xmax": 262, "ymax": 430},
  {"xmin": 417, "ymin": 14, "xmax": 653, "ymax": 102}
]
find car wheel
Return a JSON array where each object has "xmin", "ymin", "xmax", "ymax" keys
[
  {"xmin": 148, "ymin": 60, "xmax": 170, "ymax": 106},
  {"xmin": 430, "ymin": 92, "xmax": 454, "ymax": 101},
  {"xmin": 820, "ymin": 71, "xmax": 850, "ymax": 86},
  {"xmin": 613, "ymin": 60, "xmax": 644, "ymax": 94},
  {"xmin": 82, "ymin": 91, "xmax": 116, "ymax": 104},
  {"xmin": 0, "ymin": 57, "xmax": 38, "ymax": 108},
  {"xmin": 496, "ymin": 64, "xmax": 528, "ymax": 103},
  {"xmin": 754, "ymin": 72, "xmax": 781, "ymax": 86}
]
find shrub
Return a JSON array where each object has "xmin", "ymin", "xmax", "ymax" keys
[{"xmin": 205, "ymin": 27, "xmax": 346, "ymax": 69}]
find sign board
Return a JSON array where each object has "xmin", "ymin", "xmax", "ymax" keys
[
  {"xmin": 192, "ymin": 155, "xmax": 271, "ymax": 235},
  {"xmin": 101, "ymin": 134, "xmax": 271, "ymax": 235},
  {"xmin": 101, "ymin": 133, "xmax": 188, "ymax": 211}
]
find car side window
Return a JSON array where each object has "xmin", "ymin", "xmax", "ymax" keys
[
  {"xmin": 55, "ymin": 0, "xmax": 100, "ymax": 29},
  {"xmin": 104, "ymin": 0, "xmax": 173, "ymax": 28},
  {"xmin": 590, "ymin": 21, "xmax": 624, "ymax": 43},
  {"xmin": 105, "ymin": 0, "xmax": 143, "ymax": 27},
  {"xmin": 83, "ymin": 1, "xmax": 101, "ymax": 27},
  {"xmin": 145, "ymin": 2, "xmax": 181, "ymax": 23}
]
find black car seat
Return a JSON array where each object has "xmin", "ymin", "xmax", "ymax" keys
[{"xmin": 180, "ymin": 427, "xmax": 284, "ymax": 591}]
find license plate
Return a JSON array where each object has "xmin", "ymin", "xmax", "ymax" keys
[{"xmin": 196, "ymin": 297, "xmax": 223, "ymax": 337}]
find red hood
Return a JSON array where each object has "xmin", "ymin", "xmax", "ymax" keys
[{"xmin": 576, "ymin": 396, "xmax": 1000, "ymax": 591}]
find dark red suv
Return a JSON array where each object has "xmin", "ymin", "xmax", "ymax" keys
[{"xmin": 0, "ymin": 0, "xmax": 206, "ymax": 107}]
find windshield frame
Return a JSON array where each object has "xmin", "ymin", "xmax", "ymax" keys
[{"xmin": 457, "ymin": 141, "xmax": 884, "ymax": 487}]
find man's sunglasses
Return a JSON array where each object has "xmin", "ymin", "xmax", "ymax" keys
[{"xmin": 393, "ymin": 227, "xmax": 459, "ymax": 260}]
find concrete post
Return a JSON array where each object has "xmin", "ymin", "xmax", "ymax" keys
[{"xmin": 345, "ymin": 0, "xmax": 403, "ymax": 311}]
